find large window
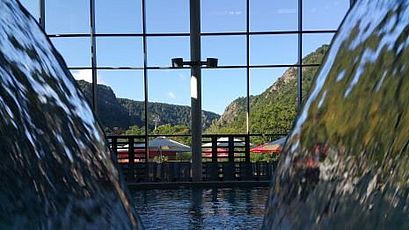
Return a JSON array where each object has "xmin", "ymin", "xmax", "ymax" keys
[{"xmin": 21, "ymin": 0, "xmax": 350, "ymax": 142}]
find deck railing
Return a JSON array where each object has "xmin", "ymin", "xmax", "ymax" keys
[{"xmin": 106, "ymin": 133, "xmax": 286, "ymax": 182}]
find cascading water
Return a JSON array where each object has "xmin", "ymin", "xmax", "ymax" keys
[
  {"xmin": 0, "ymin": 0, "xmax": 140, "ymax": 228},
  {"xmin": 263, "ymin": 0, "xmax": 409, "ymax": 228}
]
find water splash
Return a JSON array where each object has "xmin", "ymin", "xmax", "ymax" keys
[
  {"xmin": 264, "ymin": 0, "xmax": 409, "ymax": 228},
  {"xmin": 0, "ymin": 0, "xmax": 140, "ymax": 228}
]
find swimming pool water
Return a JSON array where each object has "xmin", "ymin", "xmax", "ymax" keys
[{"xmin": 132, "ymin": 187, "xmax": 269, "ymax": 229}]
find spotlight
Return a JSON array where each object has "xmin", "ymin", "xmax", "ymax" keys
[
  {"xmin": 171, "ymin": 57, "xmax": 218, "ymax": 68},
  {"xmin": 171, "ymin": 58, "xmax": 184, "ymax": 68},
  {"xmin": 206, "ymin": 58, "xmax": 218, "ymax": 68}
]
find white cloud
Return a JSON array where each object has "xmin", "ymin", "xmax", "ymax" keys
[
  {"xmin": 71, "ymin": 69, "xmax": 104, "ymax": 84},
  {"xmin": 210, "ymin": 10, "xmax": 243, "ymax": 16},
  {"xmin": 228, "ymin": 10, "xmax": 242, "ymax": 15},
  {"xmin": 167, "ymin": 91, "xmax": 176, "ymax": 99},
  {"xmin": 277, "ymin": 8, "xmax": 297, "ymax": 14}
]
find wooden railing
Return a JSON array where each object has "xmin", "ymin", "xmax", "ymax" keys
[
  {"xmin": 106, "ymin": 133, "xmax": 286, "ymax": 182},
  {"xmin": 116, "ymin": 161, "xmax": 277, "ymax": 182}
]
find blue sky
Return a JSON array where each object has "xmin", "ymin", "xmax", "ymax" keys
[{"xmin": 19, "ymin": 0, "xmax": 349, "ymax": 115}]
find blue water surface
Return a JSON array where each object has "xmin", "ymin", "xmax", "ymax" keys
[{"xmin": 132, "ymin": 187, "xmax": 269, "ymax": 229}]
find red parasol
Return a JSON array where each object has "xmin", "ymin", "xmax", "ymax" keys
[{"xmin": 250, "ymin": 137, "xmax": 286, "ymax": 154}]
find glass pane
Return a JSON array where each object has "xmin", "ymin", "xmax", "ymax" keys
[
  {"xmin": 202, "ymin": 36, "xmax": 246, "ymax": 66},
  {"xmin": 203, "ymin": 69, "xmax": 247, "ymax": 134},
  {"xmin": 250, "ymin": 35, "xmax": 298, "ymax": 65},
  {"xmin": 146, "ymin": 0, "xmax": 189, "ymax": 33},
  {"xmin": 51, "ymin": 37, "xmax": 90, "ymax": 67},
  {"xmin": 303, "ymin": 0, "xmax": 349, "ymax": 30},
  {"xmin": 202, "ymin": 0, "xmax": 246, "ymax": 32},
  {"xmin": 302, "ymin": 33, "xmax": 334, "ymax": 64},
  {"xmin": 46, "ymin": 0, "xmax": 89, "ymax": 34},
  {"xmin": 249, "ymin": 68, "xmax": 296, "ymax": 134},
  {"xmin": 250, "ymin": 0, "xmax": 297, "ymax": 32},
  {"xmin": 96, "ymin": 0, "xmax": 142, "ymax": 33},
  {"xmin": 302, "ymin": 66, "xmax": 321, "ymax": 102},
  {"xmin": 147, "ymin": 36, "xmax": 190, "ymax": 67},
  {"xmin": 19, "ymin": 0, "xmax": 39, "ymax": 21},
  {"xmin": 97, "ymin": 37, "xmax": 143, "ymax": 67},
  {"xmin": 250, "ymin": 68, "xmax": 287, "ymax": 96},
  {"xmin": 148, "ymin": 69, "xmax": 191, "ymax": 134},
  {"xmin": 96, "ymin": 70, "xmax": 145, "ymax": 134}
]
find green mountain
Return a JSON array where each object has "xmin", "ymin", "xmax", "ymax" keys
[
  {"xmin": 118, "ymin": 98, "xmax": 219, "ymax": 129},
  {"xmin": 76, "ymin": 45, "xmax": 328, "ymax": 136},
  {"xmin": 77, "ymin": 80, "xmax": 132, "ymax": 129},
  {"xmin": 206, "ymin": 45, "xmax": 329, "ymax": 140},
  {"xmin": 77, "ymin": 80, "xmax": 220, "ymax": 132}
]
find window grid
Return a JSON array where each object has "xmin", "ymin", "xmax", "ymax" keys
[{"xmin": 31, "ymin": 0, "xmax": 350, "ymax": 138}]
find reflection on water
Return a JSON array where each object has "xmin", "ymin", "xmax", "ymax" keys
[
  {"xmin": 264, "ymin": 1, "xmax": 409, "ymax": 228},
  {"xmin": 133, "ymin": 187, "xmax": 269, "ymax": 229},
  {"xmin": 0, "ymin": 0, "xmax": 139, "ymax": 228}
]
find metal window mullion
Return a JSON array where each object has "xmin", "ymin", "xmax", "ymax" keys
[
  {"xmin": 65, "ymin": 63, "xmax": 322, "ymax": 71},
  {"xmin": 90, "ymin": 0, "xmax": 98, "ymax": 112},
  {"xmin": 297, "ymin": 0, "xmax": 303, "ymax": 111},
  {"xmin": 142, "ymin": 0, "xmax": 149, "ymax": 161},
  {"xmin": 46, "ymin": 30, "xmax": 338, "ymax": 38},
  {"xmin": 245, "ymin": 0, "xmax": 251, "ymax": 162},
  {"xmin": 39, "ymin": 0, "xmax": 45, "ymax": 30}
]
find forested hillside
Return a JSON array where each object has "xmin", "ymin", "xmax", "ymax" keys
[
  {"xmin": 77, "ymin": 80, "xmax": 220, "ymax": 132},
  {"xmin": 206, "ymin": 45, "xmax": 329, "ymax": 139}
]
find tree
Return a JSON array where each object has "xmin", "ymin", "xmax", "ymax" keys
[{"xmin": 124, "ymin": 125, "xmax": 145, "ymax": 135}]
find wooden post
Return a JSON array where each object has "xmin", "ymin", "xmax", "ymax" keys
[
  {"xmin": 128, "ymin": 137, "xmax": 135, "ymax": 181},
  {"xmin": 211, "ymin": 136, "xmax": 218, "ymax": 162}
]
